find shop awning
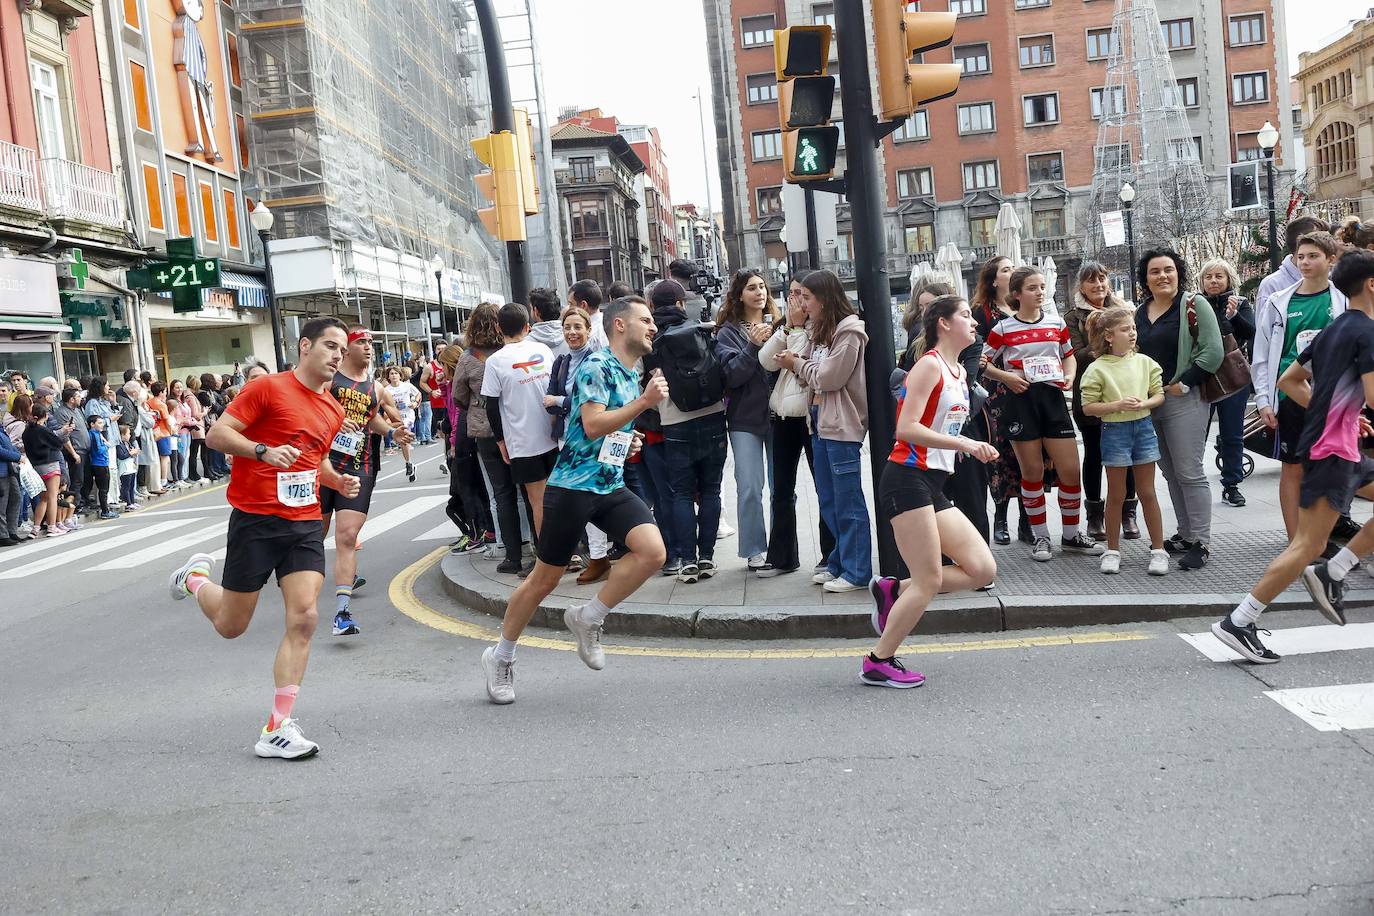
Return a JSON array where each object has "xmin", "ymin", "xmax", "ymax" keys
[
  {"xmin": 150, "ymin": 270, "xmax": 268, "ymax": 309},
  {"xmin": 0, "ymin": 317, "xmax": 70, "ymax": 335}
]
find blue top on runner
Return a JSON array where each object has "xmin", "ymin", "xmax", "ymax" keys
[{"xmin": 547, "ymin": 350, "xmax": 640, "ymax": 495}]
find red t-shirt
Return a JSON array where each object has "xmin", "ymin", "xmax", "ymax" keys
[
  {"xmin": 223, "ymin": 372, "xmax": 345, "ymax": 521},
  {"xmin": 427, "ymin": 360, "xmax": 445, "ymax": 408}
]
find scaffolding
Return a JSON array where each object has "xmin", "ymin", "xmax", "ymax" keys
[{"xmin": 237, "ymin": 0, "xmax": 507, "ymax": 314}]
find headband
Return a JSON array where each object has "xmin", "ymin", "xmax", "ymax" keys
[{"xmin": 348, "ymin": 329, "xmax": 372, "ymax": 343}]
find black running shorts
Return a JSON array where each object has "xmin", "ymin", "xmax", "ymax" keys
[
  {"xmin": 1299, "ymin": 455, "xmax": 1374, "ymax": 515},
  {"xmin": 1002, "ymin": 383, "xmax": 1075, "ymax": 441},
  {"xmin": 320, "ymin": 471, "xmax": 377, "ymax": 516},
  {"xmin": 1277, "ymin": 397, "xmax": 1306, "ymax": 465},
  {"xmin": 879, "ymin": 463, "xmax": 953, "ymax": 518},
  {"xmin": 536, "ymin": 486, "xmax": 656, "ymax": 567},
  {"xmin": 221, "ymin": 509, "xmax": 327, "ymax": 592},
  {"xmin": 509, "ymin": 448, "xmax": 559, "ymax": 485}
]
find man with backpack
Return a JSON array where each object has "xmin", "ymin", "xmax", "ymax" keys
[{"xmin": 644, "ymin": 280, "xmax": 727, "ymax": 583}]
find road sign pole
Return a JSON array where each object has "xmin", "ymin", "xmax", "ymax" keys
[
  {"xmin": 804, "ymin": 186, "xmax": 820, "ymax": 270},
  {"xmin": 835, "ymin": 0, "xmax": 900, "ymax": 576}
]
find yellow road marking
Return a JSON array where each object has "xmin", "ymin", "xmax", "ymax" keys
[{"xmin": 390, "ymin": 547, "xmax": 1155, "ymax": 660}]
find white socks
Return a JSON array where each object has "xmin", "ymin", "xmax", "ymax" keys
[
  {"xmin": 1230, "ymin": 594, "xmax": 1266, "ymax": 628},
  {"xmin": 583, "ymin": 596, "xmax": 612, "ymax": 626},
  {"xmin": 1328, "ymin": 546, "xmax": 1360, "ymax": 582},
  {"xmin": 495, "ymin": 637, "xmax": 518, "ymax": 662}
]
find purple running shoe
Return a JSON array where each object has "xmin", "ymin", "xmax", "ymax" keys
[
  {"xmin": 868, "ymin": 576, "xmax": 899, "ymax": 636},
  {"xmin": 860, "ymin": 655, "xmax": 925, "ymax": 688}
]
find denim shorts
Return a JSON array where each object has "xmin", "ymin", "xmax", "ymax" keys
[{"xmin": 1100, "ymin": 417, "xmax": 1160, "ymax": 467}]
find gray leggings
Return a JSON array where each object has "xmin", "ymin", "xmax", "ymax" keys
[{"xmin": 1151, "ymin": 388, "xmax": 1212, "ymax": 545}]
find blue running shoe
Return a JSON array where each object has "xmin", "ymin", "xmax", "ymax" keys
[{"xmin": 332, "ymin": 610, "xmax": 360, "ymax": 636}]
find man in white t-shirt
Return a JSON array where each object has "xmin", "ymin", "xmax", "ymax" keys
[{"xmin": 481, "ymin": 303, "xmax": 558, "ymax": 535}]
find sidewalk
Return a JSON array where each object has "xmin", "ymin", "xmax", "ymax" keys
[{"xmin": 440, "ymin": 439, "xmax": 1374, "ymax": 638}]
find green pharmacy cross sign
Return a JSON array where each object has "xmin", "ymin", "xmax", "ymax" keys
[{"xmin": 127, "ymin": 237, "xmax": 221, "ymax": 313}]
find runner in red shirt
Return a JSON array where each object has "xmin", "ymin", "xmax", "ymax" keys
[{"xmin": 165, "ymin": 317, "xmax": 360, "ymax": 760}]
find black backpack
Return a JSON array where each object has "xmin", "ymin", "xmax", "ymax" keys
[{"xmin": 652, "ymin": 321, "xmax": 725, "ymax": 413}]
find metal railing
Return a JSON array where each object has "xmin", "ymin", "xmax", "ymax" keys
[
  {"xmin": 40, "ymin": 157, "xmax": 123, "ymax": 228},
  {"xmin": 0, "ymin": 140, "xmax": 42, "ymax": 212}
]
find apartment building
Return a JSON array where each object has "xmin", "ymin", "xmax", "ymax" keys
[
  {"xmin": 704, "ymin": 0, "xmax": 1292, "ymax": 297},
  {"xmin": 551, "ymin": 121, "xmax": 646, "ymax": 290},
  {"xmin": 1296, "ymin": 10, "xmax": 1374, "ymax": 210}
]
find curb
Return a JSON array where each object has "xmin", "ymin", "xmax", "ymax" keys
[{"xmin": 438, "ymin": 553, "xmax": 1374, "ymax": 639}]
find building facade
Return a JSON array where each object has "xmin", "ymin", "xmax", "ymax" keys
[
  {"xmin": 1296, "ymin": 11, "xmax": 1374, "ymax": 210},
  {"xmin": 551, "ymin": 121, "xmax": 645, "ymax": 290},
  {"xmin": 705, "ymin": 0, "xmax": 1292, "ymax": 297}
]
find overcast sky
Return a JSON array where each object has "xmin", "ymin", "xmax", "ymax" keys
[{"xmin": 535, "ymin": 1, "xmax": 1372, "ymax": 212}]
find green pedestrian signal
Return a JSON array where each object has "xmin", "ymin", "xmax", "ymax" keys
[
  {"xmin": 786, "ymin": 126, "xmax": 839, "ymax": 182},
  {"xmin": 774, "ymin": 24, "xmax": 840, "ymax": 183}
]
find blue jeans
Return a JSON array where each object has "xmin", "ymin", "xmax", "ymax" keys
[
  {"xmin": 1211, "ymin": 388, "xmax": 1248, "ymax": 488},
  {"xmin": 728, "ymin": 428, "xmax": 774, "ymax": 559},
  {"xmin": 177, "ymin": 431, "xmax": 192, "ymax": 480},
  {"xmin": 637, "ymin": 439, "xmax": 673, "ymax": 559},
  {"xmin": 417, "ymin": 401, "xmax": 433, "ymax": 444},
  {"xmin": 813, "ymin": 435, "xmax": 872, "ymax": 585},
  {"xmin": 664, "ymin": 414, "xmax": 727, "ymax": 565}
]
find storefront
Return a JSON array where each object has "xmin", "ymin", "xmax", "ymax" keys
[
  {"xmin": 147, "ymin": 272, "xmax": 274, "ymax": 382},
  {"xmin": 59, "ymin": 277, "xmax": 138, "ymax": 382},
  {"xmin": 0, "ymin": 254, "xmax": 65, "ymax": 382}
]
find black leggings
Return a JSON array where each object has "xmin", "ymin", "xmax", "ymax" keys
[
  {"xmin": 447, "ymin": 450, "xmax": 492, "ymax": 536},
  {"xmin": 1077, "ymin": 417, "xmax": 1135, "ymax": 502},
  {"xmin": 90, "ymin": 466, "xmax": 110, "ymax": 512},
  {"xmin": 187, "ymin": 439, "xmax": 203, "ymax": 481}
]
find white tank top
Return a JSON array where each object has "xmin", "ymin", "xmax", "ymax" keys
[{"xmin": 889, "ymin": 349, "xmax": 969, "ymax": 473}]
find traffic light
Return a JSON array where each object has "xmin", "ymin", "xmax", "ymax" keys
[
  {"xmin": 471, "ymin": 131, "xmax": 527, "ymax": 242},
  {"xmin": 774, "ymin": 24, "xmax": 839, "ymax": 182},
  {"xmin": 512, "ymin": 107, "xmax": 540, "ymax": 217},
  {"xmin": 873, "ymin": 5, "xmax": 961, "ymax": 121}
]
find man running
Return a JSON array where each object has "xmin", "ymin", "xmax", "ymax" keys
[
  {"xmin": 481, "ymin": 296, "xmax": 669, "ymax": 704},
  {"xmin": 167, "ymin": 317, "xmax": 358, "ymax": 759},
  {"xmin": 320, "ymin": 326, "xmax": 412, "ymax": 636},
  {"xmin": 1211, "ymin": 249, "xmax": 1374, "ymax": 663}
]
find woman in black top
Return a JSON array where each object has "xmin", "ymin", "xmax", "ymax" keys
[
  {"xmin": 23, "ymin": 401, "xmax": 66, "ymax": 536},
  {"xmin": 1197, "ymin": 258, "xmax": 1256, "ymax": 508}
]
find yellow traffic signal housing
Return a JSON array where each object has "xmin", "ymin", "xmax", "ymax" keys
[
  {"xmin": 471, "ymin": 131, "xmax": 527, "ymax": 242},
  {"xmin": 513, "ymin": 107, "xmax": 539, "ymax": 217},
  {"xmin": 873, "ymin": 5, "xmax": 962, "ymax": 121},
  {"xmin": 774, "ymin": 24, "xmax": 839, "ymax": 182}
]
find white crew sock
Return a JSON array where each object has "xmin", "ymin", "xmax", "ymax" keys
[
  {"xmin": 1327, "ymin": 546, "xmax": 1360, "ymax": 582},
  {"xmin": 495, "ymin": 637, "xmax": 518, "ymax": 662},
  {"xmin": 1229, "ymin": 594, "xmax": 1266, "ymax": 628},
  {"xmin": 583, "ymin": 596, "xmax": 612, "ymax": 626}
]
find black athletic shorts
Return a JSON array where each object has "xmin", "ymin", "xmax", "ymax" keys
[
  {"xmin": 222, "ymin": 509, "xmax": 327, "ymax": 593},
  {"xmin": 1003, "ymin": 383, "xmax": 1075, "ymax": 441},
  {"xmin": 510, "ymin": 447, "xmax": 559, "ymax": 485},
  {"xmin": 879, "ymin": 463, "xmax": 953, "ymax": 517},
  {"xmin": 320, "ymin": 472, "xmax": 377, "ymax": 516},
  {"xmin": 1277, "ymin": 397, "xmax": 1306, "ymax": 465},
  {"xmin": 537, "ymin": 485, "xmax": 656, "ymax": 567},
  {"xmin": 1299, "ymin": 455, "xmax": 1374, "ymax": 515}
]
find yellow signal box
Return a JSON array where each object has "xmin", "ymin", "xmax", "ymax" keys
[
  {"xmin": 872, "ymin": 5, "xmax": 961, "ymax": 121},
  {"xmin": 471, "ymin": 131, "xmax": 527, "ymax": 242}
]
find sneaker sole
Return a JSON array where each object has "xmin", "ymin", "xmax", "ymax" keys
[
  {"xmin": 824, "ymin": 582, "xmax": 862, "ymax": 593},
  {"xmin": 859, "ymin": 674, "xmax": 926, "ymax": 689},
  {"xmin": 1209, "ymin": 621, "xmax": 1280, "ymax": 664},
  {"xmin": 481, "ymin": 647, "xmax": 515, "ymax": 705},
  {"xmin": 332, "ymin": 626, "xmax": 360, "ymax": 636},
  {"xmin": 1301, "ymin": 568, "xmax": 1348, "ymax": 626},
  {"xmin": 1032, "ymin": 553, "xmax": 1052, "ymax": 562},
  {"xmin": 253, "ymin": 741, "xmax": 320, "ymax": 760},
  {"xmin": 1148, "ymin": 565, "xmax": 1170, "ymax": 576},
  {"xmin": 677, "ymin": 575, "xmax": 699, "ymax": 584}
]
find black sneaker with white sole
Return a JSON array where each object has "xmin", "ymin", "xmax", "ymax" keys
[
  {"xmin": 1302, "ymin": 560, "xmax": 1348, "ymax": 626},
  {"xmin": 1210, "ymin": 616, "xmax": 1281, "ymax": 664}
]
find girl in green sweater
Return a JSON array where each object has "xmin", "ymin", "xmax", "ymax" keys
[{"xmin": 1080, "ymin": 306, "xmax": 1169, "ymax": 575}]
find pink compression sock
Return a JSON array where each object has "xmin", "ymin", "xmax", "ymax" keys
[{"xmin": 268, "ymin": 685, "xmax": 299, "ymax": 732}]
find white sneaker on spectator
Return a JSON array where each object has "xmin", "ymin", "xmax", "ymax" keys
[
  {"xmin": 823, "ymin": 577, "xmax": 863, "ymax": 593},
  {"xmin": 747, "ymin": 553, "xmax": 768, "ymax": 570},
  {"xmin": 717, "ymin": 521, "xmax": 735, "ymax": 539},
  {"xmin": 811, "ymin": 569, "xmax": 836, "ymax": 584},
  {"xmin": 45, "ymin": 525, "xmax": 66, "ymax": 537}
]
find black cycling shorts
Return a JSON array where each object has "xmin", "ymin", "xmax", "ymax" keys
[
  {"xmin": 1299, "ymin": 455, "xmax": 1374, "ymax": 515},
  {"xmin": 1002, "ymin": 383, "xmax": 1075, "ymax": 441},
  {"xmin": 320, "ymin": 472, "xmax": 377, "ymax": 516},
  {"xmin": 510, "ymin": 448, "xmax": 559, "ymax": 485},
  {"xmin": 222, "ymin": 509, "xmax": 327, "ymax": 593},
  {"xmin": 879, "ymin": 463, "xmax": 953, "ymax": 518},
  {"xmin": 536, "ymin": 486, "xmax": 657, "ymax": 567}
]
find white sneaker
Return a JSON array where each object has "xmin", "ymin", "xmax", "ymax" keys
[
  {"xmin": 168, "ymin": 552, "xmax": 215, "ymax": 601},
  {"xmin": 254, "ymin": 717, "xmax": 320, "ymax": 759},
  {"xmin": 1148, "ymin": 549, "xmax": 1170, "ymax": 576},
  {"xmin": 564, "ymin": 606, "xmax": 606, "ymax": 671},
  {"xmin": 747, "ymin": 552, "xmax": 767, "ymax": 570},
  {"xmin": 482, "ymin": 646, "xmax": 516, "ymax": 704},
  {"xmin": 1031, "ymin": 536, "xmax": 1053, "ymax": 562},
  {"xmin": 811, "ymin": 569, "xmax": 836, "ymax": 584},
  {"xmin": 481, "ymin": 544, "xmax": 504, "ymax": 561},
  {"xmin": 1100, "ymin": 550, "xmax": 1121, "ymax": 574},
  {"xmin": 823, "ymin": 577, "xmax": 864, "ymax": 593},
  {"xmin": 717, "ymin": 521, "xmax": 735, "ymax": 539}
]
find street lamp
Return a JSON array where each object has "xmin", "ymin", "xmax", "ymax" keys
[
  {"xmin": 1258, "ymin": 120, "xmax": 1281, "ymax": 274},
  {"xmin": 1118, "ymin": 182, "xmax": 1138, "ymax": 301},
  {"xmin": 249, "ymin": 201, "xmax": 286, "ymax": 371},
  {"xmin": 428, "ymin": 254, "xmax": 444, "ymax": 356}
]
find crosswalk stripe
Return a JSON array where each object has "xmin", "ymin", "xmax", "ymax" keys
[
  {"xmin": 377, "ymin": 452, "xmax": 445, "ymax": 483},
  {"xmin": 1179, "ymin": 622, "xmax": 1374, "ymax": 662},
  {"xmin": 0, "ymin": 524, "xmax": 124, "ymax": 569},
  {"xmin": 323, "ymin": 495, "xmax": 448, "ymax": 549},
  {"xmin": 413, "ymin": 520, "xmax": 457, "ymax": 542},
  {"xmin": 134, "ymin": 504, "xmax": 232, "ymax": 519},
  {"xmin": 0, "ymin": 518, "xmax": 198, "ymax": 580},
  {"xmin": 88, "ymin": 521, "xmax": 224, "ymax": 571},
  {"xmin": 1265, "ymin": 683, "xmax": 1374, "ymax": 732}
]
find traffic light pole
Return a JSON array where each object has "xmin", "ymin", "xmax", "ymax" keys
[
  {"xmin": 803, "ymin": 186, "xmax": 820, "ymax": 270},
  {"xmin": 834, "ymin": 0, "xmax": 899, "ymax": 576},
  {"xmin": 474, "ymin": 0, "xmax": 531, "ymax": 306}
]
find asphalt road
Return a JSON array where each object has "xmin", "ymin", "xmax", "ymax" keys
[{"xmin": 2, "ymin": 441, "xmax": 1372, "ymax": 915}]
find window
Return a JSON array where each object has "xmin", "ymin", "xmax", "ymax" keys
[
  {"xmin": 1033, "ymin": 209, "xmax": 1065, "ymax": 239},
  {"xmin": 963, "ymin": 160, "xmax": 998, "ymax": 191},
  {"xmin": 1229, "ymin": 13, "xmax": 1264, "ymax": 47},
  {"xmin": 1168, "ymin": 137, "xmax": 1201, "ymax": 162},
  {"xmin": 569, "ymin": 156, "xmax": 596, "ymax": 181},
  {"xmin": 1160, "ymin": 18, "xmax": 1194, "ymax": 51},
  {"xmin": 142, "ymin": 163, "xmax": 164, "ymax": 232},
  {"xmin": 951, "ymin": 0, "xmax": 985, "ymax": 14},
  {"xmin": 893, "ymin": 110, "xmax": 929, "ymax": 142},
  {"xmin": 896, "ymin": 167, "xmax": 933, "ymax": 198},
  {"xmin": 1175, "ymin": 77, "xmax": 1199, "ymax": 108},
  {"xmin": 1094, "ymin": 143, "xmax": 1131, "ymax": 172},
  {"xmin": 746, "ymin": 73, "xmax": 777, "ymax": 105},
  {"xmin": 904, "ymin": 224, "xmax": 936, "ymax": 253},
  {"xmin": 570, "ymin": 198, "xmax": 605, "ymax": 237},
  {"xmin": 1027, "ymin": 152, "xmax": 1063, "ymax": 184},
  {"xmin": 1015, "ymin": 0, "xmax": 1050, "ymax": 7},
  {"xmin": 199, "ymin": 181, "xmax": 218, "ymax": 243},
  {"xmin": 223, "ymin": 189, "xmax": 240, "ymax": 248},
  {"xmin": 171, "ymin": 172, "xmax": 191, "ymax": 237},
  {"xmin": 812, "ymin": 3, "xmax": 834, "ymax": 27},
  {"xmin": 954, "ymin": 43, "xmax": 991, "ymax": 75},
  {"xmin": 1019, "ymin": 34, "xmax": 1054, "ymax": 68},
  {"xmin": 969, "ymin": 215, "xmax": 997, "ymax": 246},
  {"xmin": 1235, "ymin": 133, "xmax": 1264, "ymax": 162},
  {"xmin": 740, "ymin": 14, "xmax": 774, "ymax": 48},
  {"xmin": 235, "ymin": 113, "xmax": 249, "ymax": 171},
  {"xmin": 1232, "ymin": 71, "xmax": 1269, "ymax": 104},
  {"xmin": 129, "ymin": 61, "xmax": 152, "ymax": 132},
  {"xmin": 1086, "ymin": 28, "xmax": 1119, "ymax": 61},
  {"xmin": 1090, "ymin": 86, "xmax": 1126, "ymax": 120},
  {"xmin": 957, "ymin": 101, "xmax": 995, "ymax": 135},
  {"xmin": 1316, "ymin": 121, "xmax": 1357, "ymax": 179},
  {"xmin": 30, "ymin": 61, "xmax": 66, "ymax": 160},
  {"xmin": 227, "ymin": 33, "xmax": 242, "ymax": 88},
  {"xmin": 751, "ymin": 130, "xmax": 782, "ymax": 161},
  {"xmin": 123, "ymin": 0, "xmax": 139, "ymax": 28},
  {"xmin": 1023, "ymin": 93, "xmax": 1059, "ymax": 126},
  {"xmin": 756, "ymin": 186, "xmax": 782, "ymax": 217}
]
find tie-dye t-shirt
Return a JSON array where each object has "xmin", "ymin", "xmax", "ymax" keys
[
  {"xmin": 1295, "ymin": 309, "xmax": 1374, "ymax": 462},
  {"xmin": 547, "ymin": 350, "xmax": 641, "ymax": 494}
]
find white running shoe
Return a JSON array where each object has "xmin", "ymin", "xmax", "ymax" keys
[
  {"xmin": 482, "ymin": 646, "xmax": 516, "ymax": 704},
  {"xmin": 823, "ymin": 577, "xmax": 864, "ymax": 593},
  {"xmin": 169, "ymin": 552, "xmax": 215, "ymax": 601},
  {"xmin": 254, "ymin": 718, "xmax": 320, "ymax": 759},
  {"xmin": 564, "ymin": 606, "xmax": 606, "ymax": 671},
  {"xmin": 812, "ymin": 569, "xmax": 836, "ymax": 584},
  {"xmin": 1100, "ymin": 550, "xmax": 1121, "ymax": 575},
  {"xmin": 1148, "ymin": 549, "xmax": 1170, "ymax": 576},
  {"xmin": 717, "ymin": 521, "xmax": 735, "ymax": 539}
]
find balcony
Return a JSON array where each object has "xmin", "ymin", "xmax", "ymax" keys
[
  {"xmin": 40, "ymin": 158, "xmax": 123, "ymax": 230},
  {"xmin": 1032, "ymin": 236, "xmax": 1070, "ymax": 256},
  {"xmin": 0, "ymin": 140, "xmax": 43, "ymax": 214}
]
